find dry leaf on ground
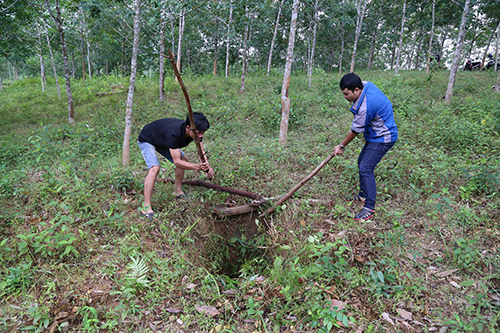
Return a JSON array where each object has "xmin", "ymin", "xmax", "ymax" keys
[
  {"xmin": 435, "ymin": 269, "xmax": 459, "ymax": 277},
  {"xmin": 396, "ymin": 308, "xmax": 413, "ymax": 320},
  {"xmin": 382, "ymin": 312, "xmax": 395, "ymax": 325},
  {"xmin": 330, "ymin": 299, "xmax": 347, "ymax": 311},
  {"xmin": 196, "ymin": 305, "xmax": 220, "ymax": 317},
  {"xmin": 186, "ymin": 283, "xmax": 198, "ymax": 290},
  {"xmin": 165, "ymin": 307, "xmax": 182, "ymax": 314}
]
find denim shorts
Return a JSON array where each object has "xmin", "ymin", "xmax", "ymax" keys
[{"xmin": 138, "ymin": 141, "xmax": 185, "ymax": 169}]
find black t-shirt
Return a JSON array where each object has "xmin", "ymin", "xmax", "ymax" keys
[{"xmin": 138, "ymin": 118, "xmax": 193, "ymax": 150}]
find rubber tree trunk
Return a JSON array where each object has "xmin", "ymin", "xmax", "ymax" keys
[
  {"xmin": 439, "ymin": 25, "xmax": 449, "ymax": 64},
  {"xmin": 495, "ymin": 20, "xmax": 500, "ymax": 89},
  {"xmin": 213, "ymin": 32, "xmax": 218, "ymax": 77},
  {"xmin": 278, "ymin": 0, "xmax": 299, "ymax": 147},
  {"xmin": 480, "ymin": 28, "xmax": 496, "ymax": 70},
  {"xmin": 45, "ymin": 0, "xmax": 74, "ymax": 124},
  {"xmin": 495, "ymin": 20, "xmax": 500, "ymax": 71},
  {"xmin": 170, "ymin": 5, "xmax": 176, "ymax": 57},
  {"xmin": 47, "ymin": 19, "xmax": 63, "ymax": 99},
  {"xmin": 308, "ymin": 0, "xmax": 319, "ymax": 88},
  {"xmin": 159, "ymin": 0, "xmax": 166, "ymax": 102},
  {"xmin": 328, "ymin": 47, "xmax": 334, "ymax": 72},
  {"xmin": 414, "ymin": 31, "xmax": 424, "ymax": 69},
  {"xmin": 390, "ymin": 39, "xmax": 396, "ymax": 70},
  {"xmin": 225, "ymin": 4, "xmax": 233, "ymax": 78},
  {"xmin": 176, "ymin": 9, "xmax": 185, "ymax": 74},
  {"xmin": 122, "ymin": 0, "xmax": 141, "ymax": 166},
  {"xmin": 267, "ymin": 0, "xmax": 285, "ymax": 75},
  {"xmin": 444, "ymin": 0, "xmax": 471, "ymax": 103},
  {"xmin": 425, "ymin": 0, "xmax": 435, "ymax": 74},
  {"xmin": 121, "ymin": 40, "xmax": 125, "ymax": 76},
  {"xmin": 413, "ymin": 29, "xmax": 424, "ymax": 69},
  {"xmin": 81, "ymin": 10, "xmax": 91, "ymax": 81},
  {"xmin": 36, "ymin": 22, "xmax": 46, "ymax": 92},
  {"xmin": 367, "ymin": 25, "xmax": 379, "ymax": 70},
  {"xmin": 339, "ymin": 25, "xmax": 344, "ymax": 73},
  {"xmin": 496, "ymin": 70, "xmax": 500, "ymax": 91},
  {"xmin": 79, "ymin": 24, "xmax": 86, "ymax": 81},
  {"xmin": 240, "ymin": 6, "xmax": 249, "ymax": 93},
  {"xmin": 71, "ymin": 52, "xmax": 75, "ymax": 78},
  {"xmin": 86, "ymin": 27, "xmax": 91, "ymax": 81},
  {"xmin": 395, "ymin": 0, "xmax": 406, "ymax": 76},
  {"xmin": 410, "ymin": 28, "xmax": 423, "ymax": 69},
  {"xmin": 350, "ymin": 0, "xmax": 367, "ymax": 73},
  {"xmin": 406, "ymin": 31, "xmax": 417, "ymax": 69},
  {"xmin": 466, "ymin": 26, "xmax": 485, "ymax": 60}
]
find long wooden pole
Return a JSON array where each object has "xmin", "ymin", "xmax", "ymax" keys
[
  {"xmin": 260, "ymin": 151, "xmax": 336, "ymax": 217},
  {"xmin": 158, "ymin": 178, "xmax": 263, "ymax": 201},
  {"xmin": 166, "ymin": 48, "xmax": 207, "ymax": 167}
]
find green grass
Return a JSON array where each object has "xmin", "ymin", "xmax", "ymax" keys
[{"xmin": 0, "ymin": 69, "xmax": 499, "ymax": 332}]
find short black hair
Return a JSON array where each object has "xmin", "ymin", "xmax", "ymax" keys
[
  {"xmin": 186, "ymin": 112, "xmax": 210, "ymax": 132},
  {"xmin": 339, "ymin": 73, "xmax": 364, "ymax": 92}
]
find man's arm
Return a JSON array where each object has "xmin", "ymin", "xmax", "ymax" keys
[
  {"xmin": 170, "ymin": 148, "xmax": 208, "ymax": 171},
  {"xmin": 334, "ymin": 130, "xmax": 358, "ymax": 156}
]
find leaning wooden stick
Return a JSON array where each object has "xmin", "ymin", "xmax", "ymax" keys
[
  {"xmin": 165, "ymin": 48, "xmax": 210, "ymax": 178},
  {"xmin": 259, "ymin": 151, "xmax": 337, "ymax": 217}
]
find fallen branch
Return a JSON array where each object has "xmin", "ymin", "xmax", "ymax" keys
[
  {"xmin": 259, "ymin": 151, "xmax": 336, "ymax": 217},
  {"xmin": 158, "ymin": 178, "xmax": 263, "ymax": 200}
]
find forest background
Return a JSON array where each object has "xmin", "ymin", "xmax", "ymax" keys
[{"xmin": 1, "ymin": 0, "xmax": 500, "ymax": 332}]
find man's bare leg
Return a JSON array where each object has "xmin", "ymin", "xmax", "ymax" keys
[
  {"xmin": 174, "ymin": 156, "xmax": 188, "ymax": 196},
  {"xmin": 142, "ymin": 165, "xmax": 160, "ymax": 214}
]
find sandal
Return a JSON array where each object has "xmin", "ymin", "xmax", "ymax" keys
[
  {"xmin": 354, "ymin": 207, "xmax": 375, "ymax": 221},
  {"xmin": 140, "ymin": 212, "xmax": 155, "ymax": 220},
  {"xmin": 345, "ymin": 195, "xmax": 366, "ymax": 203},
  {"xmin": 175, "ymin": 193, "xmax": 189, "ymax": 201}
]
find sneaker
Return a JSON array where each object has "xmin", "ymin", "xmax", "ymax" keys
[
  {"xmin": 345, "ymin": 195, "xmax": 366, "ymax": 203},
  {"xmin": 354, "ymin": 207, "xmax": 375, "ymax": 221}
]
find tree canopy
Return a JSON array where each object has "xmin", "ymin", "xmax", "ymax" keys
[{"xmin": 1, "ymin": 0, "xmax": 499, "ymax": 79}]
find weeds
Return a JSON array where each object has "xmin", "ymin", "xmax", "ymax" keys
[
  {"xmin": 308, "ymin": 299, "xmax": 354, "ymax": 332},
  {"xmin": 0, "ymin": 71, "xmax": 499, "ymax": 332},
  {"xmin": 452, "ymin": 238, "xmax": 479, "ymax": 269},
  {"xmin": 16, "ymin": 214, "xmax": 79, "ymax": 262},
  {"xmin": 461, "ymin": 156, "xmax": 499, "ymax": 196},
  {"xmin": 0, "ymin": 261, "xmax": 33, "ymax": 294}
]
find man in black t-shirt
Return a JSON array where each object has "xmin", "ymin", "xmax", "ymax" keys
[{"xmin": 137, "ymin": 112, "xmax": 214, "ymax": 219}]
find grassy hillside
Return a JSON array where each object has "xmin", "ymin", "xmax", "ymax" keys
[{"xmin": 0, "ymin": 69, "xmax": 499, "ymax": 332}]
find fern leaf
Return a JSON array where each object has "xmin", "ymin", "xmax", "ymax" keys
[{"xmin": 126, "ymin": 256, "xmax": 150, "ymax": 287}]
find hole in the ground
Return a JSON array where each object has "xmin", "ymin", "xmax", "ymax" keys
[{"xmin": 202, "ymin": 212, "xmax": 268, "ymax": 278}]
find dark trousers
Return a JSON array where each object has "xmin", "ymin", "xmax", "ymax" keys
[{"xmin": 357, "ymin": 141, "xmax": 395, "ymax": 210}]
